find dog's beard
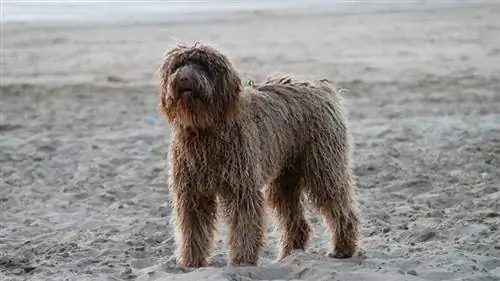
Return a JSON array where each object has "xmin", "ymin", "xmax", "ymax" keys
[
  {"xmin": 170, "ymin": 97, "xmax": 214, "ymax": 129},
  {"xmin": 164, "ymin": 76, "xmax": 218, "ymax": 129}
]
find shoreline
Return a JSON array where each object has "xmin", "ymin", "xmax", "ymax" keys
[{"xmin": 1, "ymin": 1, "xmax": 487, "ymax": 28}]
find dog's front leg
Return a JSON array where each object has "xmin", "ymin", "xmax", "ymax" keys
[
  {"xmin": 168, "ymin": 152, "xmax": 218, "ymax": 268},
  {"xmin": 219, "ymin": 182, "xmax": 266, "ymax": 267},
  {"xmin": 170, "ymin": 187, "xmax": 218, "ymax": 268}
]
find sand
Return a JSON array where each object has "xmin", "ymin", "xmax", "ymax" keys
[{"xmin": 1, "ymin": 2, "xmax": 500, "ymax": 281}]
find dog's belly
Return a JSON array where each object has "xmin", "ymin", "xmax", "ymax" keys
[{"xmin": 256, "ymin": 126, "xmax": 305, "ymax": 185}]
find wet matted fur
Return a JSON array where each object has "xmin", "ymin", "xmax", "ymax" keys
[{"xmin": 157, "ymin": 43, "xmax": 362, "ymax": 267}]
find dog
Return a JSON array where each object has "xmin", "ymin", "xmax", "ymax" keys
[{"xmin": 157, "ymin": 43, "xmax": 362, "ymax": 267}]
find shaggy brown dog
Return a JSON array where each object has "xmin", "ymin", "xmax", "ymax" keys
[{"xmin": 157, "ymin": 43, "xmax": 362, "ymax": 268}]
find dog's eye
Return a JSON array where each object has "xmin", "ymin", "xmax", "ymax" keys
[
  {"xmin": 189, "ymin": 63, "xmax": 214, "ymax": 79},
  {"xmin": 170, "ymin": 62, "xmax": 185, "ymax": 73}
]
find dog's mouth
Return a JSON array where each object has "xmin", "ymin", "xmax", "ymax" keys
[
  {"xmin": 181, "ymin": 88, "xmax": 193, "ymax": 96},
  {"xmin": 179, "ymin": 87, "xmax": 202, "ymax": 99}
]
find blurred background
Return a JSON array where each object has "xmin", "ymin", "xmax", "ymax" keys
[
  {"xmin": 2, "ymin": 0, "xmax": 477, "ymax": 23},
  {"xmin": 1, "ymin": 1, "xmax": 499, "ymax": 281}
]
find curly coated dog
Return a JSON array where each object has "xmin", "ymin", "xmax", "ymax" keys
[{"xmin": 157, "ymin": 43, "xmax": 362, "ymax": 267}]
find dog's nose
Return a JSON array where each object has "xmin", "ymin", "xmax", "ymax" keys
[{"xmin": 179, "ymin": 77, "xmax": 193, "ymax": 90}]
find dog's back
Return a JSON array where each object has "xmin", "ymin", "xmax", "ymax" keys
[
  {"xmin": 248, "ymin": 76, "xmax": 344, "ymax": 118},
  {"xmin": 240, "ymin": 76, "xmax": 349, "ymax": 181},
  {"xmin": 252, "ymin": 76, "xmax": 340, "ymax": 101}
]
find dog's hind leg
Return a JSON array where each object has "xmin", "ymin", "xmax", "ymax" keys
[
  {"xmin": 265, "ymin": 165, "xmax": 312, "ymax": 261},
  {"xmin": 301, "ymin": 131, "xmax": 362, "ymax": 259}
]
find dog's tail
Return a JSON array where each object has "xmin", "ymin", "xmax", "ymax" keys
[
  {"xmin": 252, "ymin": 75, "xmax": 294, "ymax": 86},
  {"xmin": 316, "ymin": 78, "xmax": 349, "ymax": 96},
  {"xmin": 265, "ymin": 76, "xmax": 294, "ymax": 85},
  {"xmin": 247, "ymin": 75, "xmax": 294, "ymax": 88}
]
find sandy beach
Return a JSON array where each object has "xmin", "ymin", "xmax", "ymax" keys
[{"xmin": 1, "ymin": 2, "xmax": 500, "ymax": 281}]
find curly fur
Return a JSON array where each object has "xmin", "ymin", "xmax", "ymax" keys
[{"xmin": 157, "ymin": 43, "xmax": 362, "ymax": 267}]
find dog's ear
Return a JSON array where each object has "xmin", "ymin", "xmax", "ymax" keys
[
  {"xmin": 157, "ymin": 44, "xmax": 189, "ymax": 94},
  {"xmin": 212, "ymin": 51, "xmax": 242, "ymax": 96},
  {"xmin": 157, "ymin": 45, "xmax": 187, "ymax": 122},
  {"xmin": 221, "ymin": 63, "xmax": 243, "ymax": 96},
  {"xmin": 160, "ymin": 44, "xmax": 187, "ymax": 74}
]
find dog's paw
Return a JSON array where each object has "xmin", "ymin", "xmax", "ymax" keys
[{"xmin": 327, "ymin": 249, "xmax": 356, "ymax": 259}]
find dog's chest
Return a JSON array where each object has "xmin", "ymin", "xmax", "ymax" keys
[{"xmin": 179, "ymin": 132, "xmax": 239, "ymax": 186}]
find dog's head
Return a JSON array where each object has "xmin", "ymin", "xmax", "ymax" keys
[{"xmin": 158, "ymin": 43, "xmax": 243, "ymax": 129}]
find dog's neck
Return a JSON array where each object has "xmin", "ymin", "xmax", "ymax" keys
[{"xmin": 173, "ymin": 121, "xmax": 234, "ymax": 139}]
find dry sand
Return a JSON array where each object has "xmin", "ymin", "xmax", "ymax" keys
[{"xmin": 1, "ymin": 2, "xmax": 500, "ymax": 281}]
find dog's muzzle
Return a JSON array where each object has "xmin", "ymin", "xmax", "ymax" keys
[
  {"xmin": 172, "ymin": 66, "xmax": 201, "ymax": 97},
  {"xmin": 178, "ymin": 76, "xmax": 194, "ymax": 94}
]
